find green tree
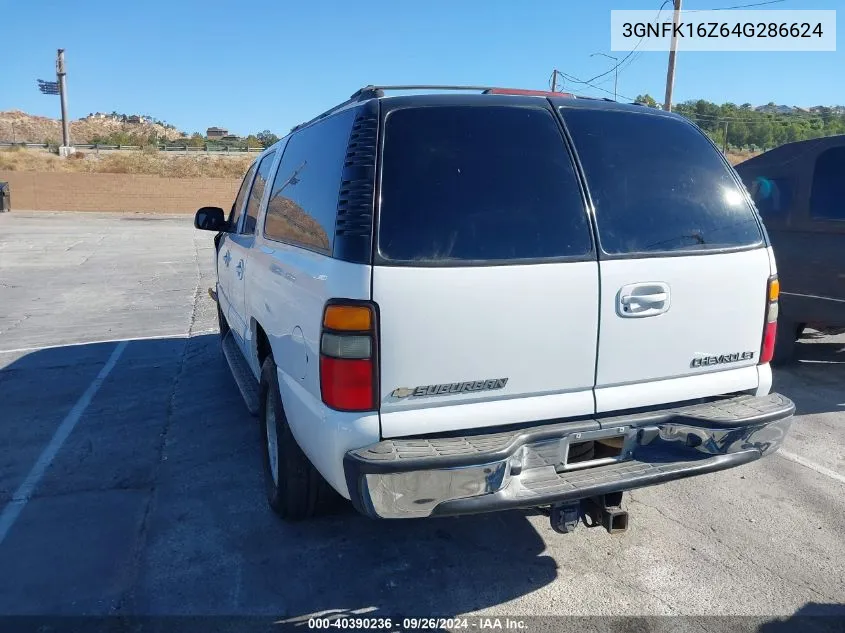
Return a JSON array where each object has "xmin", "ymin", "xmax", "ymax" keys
[
  {"xmin": 635, "ymin": 94, "xmax": 660, "ymax": 108},
  {"xmin": 257, "ymin": 130, "xmax": 280, "ymax": 147}
]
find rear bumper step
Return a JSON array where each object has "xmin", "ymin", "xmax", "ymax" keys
[{"xmin": 344, "ymin": 393, "xmax": 794, "ymax": 519}]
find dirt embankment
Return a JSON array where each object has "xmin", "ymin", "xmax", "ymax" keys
[
  {"xmin": 0, "ymin": 170, "xmax": 240, "ymax": 214},
  {"xmin": 0, "ymin": 147, "xmax": 252, "ymax": 178}
]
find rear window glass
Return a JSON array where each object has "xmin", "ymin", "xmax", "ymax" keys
[
  {"xmin": 377, "ymin": 106, "xmax": 592, "ymax": 264},
  {"xmin": 560, "ymin": 108, "xmax": 763, "ymax": 255}
]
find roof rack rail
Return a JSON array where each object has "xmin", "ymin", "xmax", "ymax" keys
[
  {"xmin": 351, "ymin": 85, "xmax": 579, "ymax": 98},
  {"xmin": 290, "ymin": 85, "xmax": 581, "ymax": 132},
  {"xmin": 352, "ymin": 84, "xmax": 501, "ymax": 97}
]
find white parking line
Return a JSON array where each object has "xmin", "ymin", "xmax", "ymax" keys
[
  {"xmin": 0, "ymin": 330, "xmax": 218, "ymax": 355},
  {"xmin": 778, "ymin": 449, "xmax": 845, "ymax": 486},
  {"xmin": 0, "ymin": 341, "xmax": 128, "ymax": 546}
]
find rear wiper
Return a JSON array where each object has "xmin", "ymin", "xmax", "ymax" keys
[
  {"xmin": 681, "ymin": 233, "xmax": 706, "ymax": 245},
  {"xmin": 644, "ymin": 233, "xmax": 706, "ymax": 249}
]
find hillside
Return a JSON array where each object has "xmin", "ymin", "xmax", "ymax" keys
[
  {"xmin": 755, "ymin": 104, "xmax": 845, "ymax": 115},
  {"xmin": 0, "ymin": 110, "xmax": 185, "ymax": 144}
]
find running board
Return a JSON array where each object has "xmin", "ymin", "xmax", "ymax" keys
[{"xmin": 221, "ymin": 332, "xmax": 259, "ymax": 416}]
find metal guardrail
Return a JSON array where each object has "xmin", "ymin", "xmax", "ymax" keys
[{"xmin": 0, "ymin": 141, "xmax": 264, "ymax": 153}]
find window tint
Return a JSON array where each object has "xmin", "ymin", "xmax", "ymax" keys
[
  {"xmin": 810, "ymin": 147, "xmax": 845, "ymax": 221},
  {"xmin": 750, "ymin": 176, "xmax": 792, "ymax": 220},
  {"xmin": 243, "ymin": 151, "xmax": 276, "ymax": 235},
  {"xmin": 230, "ymin": 162, "xmax": 257, "ymax": 228},
  {"xmin": 560, "ymin": 109, "xmax": 763, "ymax": 254},
  {"xmin": 377, "ymin": 106, "xmax": 591, "ymax": 263},
  {"xmin": 264, "ymin": 108, "xmax": 355, "ymax": 251}
]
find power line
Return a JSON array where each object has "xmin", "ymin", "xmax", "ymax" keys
[
  {"xmin": 611, "ymin": 0, "xmax": 787, "ymax": 89},
  {"xmin": 557, "ymin": 71, "xmax": 638, "ymax": 102},
  {"xmin": 554, "ymin": 0, "xmax": 674, "ymax": 100},
  {"xmin": 687, "ymin": 0, "xmax": 786, "ymax": 11},
  {"xmin": 580, "ymin": 0, "xmax": 673, "ymax": 85},
  {"xmin": 574, "ymin": 0, "xmax": 790, "ymax": 102}
]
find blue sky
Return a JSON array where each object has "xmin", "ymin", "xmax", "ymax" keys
[{"xmin": 2, "ymin": 0, "xmax": 841, "ymax": 137}]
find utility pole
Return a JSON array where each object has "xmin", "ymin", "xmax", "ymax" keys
[
  {"xmin": 56, "ymin": 49, "xmax": 74, "ymax": 156},
  {"xmin": 723, "ymin": 120, "xmax": 729, "ymax": 154},
  {"xmin": 663, "ymin": 0, "xmax": 683, "ymax": 112},
  {"xmin": 551, "ymin": 69, "xmax": 558, "ymax": 92}
]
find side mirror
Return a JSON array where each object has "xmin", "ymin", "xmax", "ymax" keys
[{"xmin": 194, "ymin": 206, "xmax": 228, "ymax": 232}]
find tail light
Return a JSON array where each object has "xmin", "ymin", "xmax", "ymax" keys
[
  {"xmin": 320, "ymin": 302, "xmax": 378, "ymax": 411},
  {"xmin": 760, "ymin": 276, "xmax": 779, "ymax": 364}
]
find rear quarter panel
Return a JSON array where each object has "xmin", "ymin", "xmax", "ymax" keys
[{"xmin": 246, "ymin": 238, "xmax": 378, "ymax": 496}]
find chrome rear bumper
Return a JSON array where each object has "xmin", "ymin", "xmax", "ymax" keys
[{"xmin": 344, "ymin": 393, "xmax": 794, "ymax": 519}]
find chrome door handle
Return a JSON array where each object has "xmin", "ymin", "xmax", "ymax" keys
[
  {"xmin": 223, "ymin": 250, "xmax": 231, "ymax": 267},
  {"xmin": 618, "ymin": 282, "xmax": 671, "ymax": 318},
  {"xmin": 621, "ymin": 292, "xmax": 667, "ymax": 306},
  {"xmin": 235, "ymin": 259, "xmax": 245, "ymax": 279}
]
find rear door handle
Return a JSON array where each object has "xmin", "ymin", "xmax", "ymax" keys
[
  {"xmin": 618, "ymin": 282, "xmax": 671, "ymax": 318},
  {"xmin": 235, "ymin": 259, "xmax": 245, "ymax": 279},
  {"xmin": 621, "ymin": 292, "xmax": 667, "ymax": 306}
]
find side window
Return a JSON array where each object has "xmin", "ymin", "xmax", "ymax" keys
[
  {"xmin": 750, "ymin": 176, "xmax": 792, "ymax": 220},
  {"xmin": 264, "ymin": 108, "xmax": 356, "ymax": 252},
  {"xmin": 230, "ymin": 162, "xmax": 257, "ymax": 229},
  {"xmin": 810, "ymin": 147, "xmax": 845, "ymax": 221},
  {"xmin": 242, "ymin": 151, "xmax": 276, "ymax": 235}
]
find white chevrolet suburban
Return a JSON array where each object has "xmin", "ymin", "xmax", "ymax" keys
[{"xmin": 194, "ymin": 85, "xmax": 795, "ymax": 534}]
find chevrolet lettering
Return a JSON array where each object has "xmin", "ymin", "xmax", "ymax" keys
[{"xmin": 691, "ymin": 351, "xmax": 756, "ymax": 368}]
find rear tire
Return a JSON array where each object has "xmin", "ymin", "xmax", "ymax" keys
[
  {"xmin": 258, "ymin": 355, "xmax": 334, "ymax": 520},
  {"xmin": 217, "ymin": 298, "xmax": 230, "ymax": 340}
]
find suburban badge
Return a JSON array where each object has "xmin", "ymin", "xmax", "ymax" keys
[{"xmin": 391, "ymin": 378, "xmax": 509, "ymax": 399}]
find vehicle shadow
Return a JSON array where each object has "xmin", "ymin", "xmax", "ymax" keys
[
  {"xmin": 772, "ymin": 334, "xmax": 845, "ymax": 416},
  {"xmin": 0, "ymin": 334, "xmax": 558, "ymax": 617},
  {"xmin": 758, "ymin": 602, "xmax": 845, "ymax": 633}
]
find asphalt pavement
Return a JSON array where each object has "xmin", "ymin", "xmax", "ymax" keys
[{"xmin": 0, "ymin": 212, "xmax": 843, "ymax": 623}]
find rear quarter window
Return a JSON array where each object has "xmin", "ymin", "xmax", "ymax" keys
[
  {"xmin": 263, "ymin": 108, "xmax": 356, "ymax": 253},
  {"xmin": 560, "ymin": 108, "xmax": 763, "ymax": 255},
  {"xmin": 377, "ymin": 105, "xmax": 592, "ymax": 264}
]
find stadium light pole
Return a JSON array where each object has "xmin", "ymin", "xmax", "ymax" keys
[
  {"xmin": 38, "ymin": 50, "xmax": 73, "ymax": 155},
  {"xmin": 56, "ymin": 49, "xmax": 73, "ymax": 154}
]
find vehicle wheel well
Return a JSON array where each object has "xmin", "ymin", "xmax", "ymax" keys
[{"xmin": 255, "ymin": 322, "xmax": 272, "ymax": 368}]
